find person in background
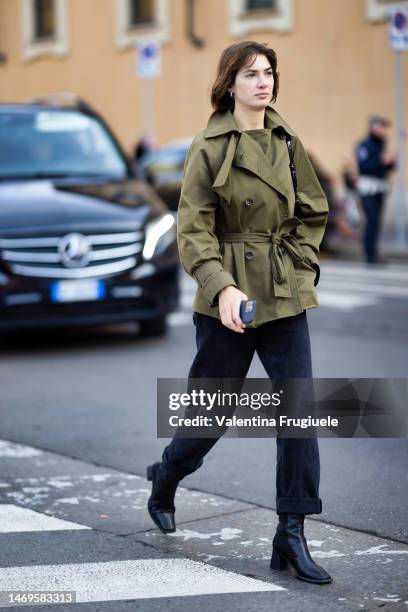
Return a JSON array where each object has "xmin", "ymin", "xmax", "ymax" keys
[
  {"xmin": 132, "ymin": 133, "xmax": 157, "ymax": 184},
  {"xmin": 307, "ymin": 151, "xmax": 336, "ymax": 253},
  {"xmin": 355, "ymin": 116, "xmax": 397, "ymax": 264}
]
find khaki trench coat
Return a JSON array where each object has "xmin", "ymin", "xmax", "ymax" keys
[{"xmin": 177, "ymin": 104, "xmax": 329, "ymax": 328}]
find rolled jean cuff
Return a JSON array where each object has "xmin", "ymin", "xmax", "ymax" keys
[{"xmin": 276, "ymin": 497, "xmax": 322, "ymax": 515}]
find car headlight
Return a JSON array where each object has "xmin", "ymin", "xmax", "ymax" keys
[{"xmin": 142, "ymin": 213, "xmax": 176, "ymax": 260}]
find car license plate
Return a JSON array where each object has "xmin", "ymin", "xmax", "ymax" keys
[{"xmin": 50, "ymin": 279, "xmax": 105, "ymax": 303}]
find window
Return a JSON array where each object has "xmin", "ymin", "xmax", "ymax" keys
[
  {"xmin": 115, "ymin": 0, "xmax": 170, "ymax": 47},
  {"xmin": 366, "ymin": 0, "xmax": 408, "ymax": 23},
  {"xmin": 33, "ymin": 0, "xmax": 56, "ymax": 40},
  {"xmin": 128, "ymin": 0, "xmax": 155, "ymax": 27},
  {"xmin": 246, "ymin": 0, "xmax": 277, "ymax": 10},
  {"xmin": 228, "ymin": 0, "xmax": 293, "ymax": 35},
  {"xmin": 21, "ymin": 0, "xmax": 69, "ymax": 60}
]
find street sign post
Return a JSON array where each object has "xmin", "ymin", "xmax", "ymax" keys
[
  {"xmin": 389, "ymin": 8, "xmax": 407, "ymax": 245},
  {"xmin": 135, "ymin": 40, "xmax": 161, "ymax": 78},
  {"xmin": 135, "ymin": 40, "xmax": 161, "ymax": 138},
  {"xmin": 389, "ymin": 8, "xmax": 408, "ymax": 50}
]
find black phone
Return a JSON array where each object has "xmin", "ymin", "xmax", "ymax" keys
[{"xmin": 239, "ymin": 299, "xmax": 257, "ymax": 324}]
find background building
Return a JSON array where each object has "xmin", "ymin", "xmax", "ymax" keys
[{"xmin": 0, "ymin": 0, "xmax": 407, "ymax": 225}]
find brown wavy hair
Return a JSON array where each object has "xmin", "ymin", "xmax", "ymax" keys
[{"xmin": 211, "ymin": 41, "xmax": 280, "ymax": 112}]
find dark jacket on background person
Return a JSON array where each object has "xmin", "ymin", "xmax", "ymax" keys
[
  {"xmin": 177, "ymin": 104, "xmax": 329, "ymax": 328},
  {"xmin": 356, "ymin": 133, "xmax": 396, "ymax": 179}
]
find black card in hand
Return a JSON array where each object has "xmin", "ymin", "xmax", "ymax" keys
[{"xmin": 240, "ymin": 299, "xmax": 257, "ymax": 324}]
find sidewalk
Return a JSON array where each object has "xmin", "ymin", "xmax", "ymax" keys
[{"xmin": 0, "ymin": 440, "xmax": 407, "ymax": 611}]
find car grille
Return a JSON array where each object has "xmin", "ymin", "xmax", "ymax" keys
[{"xmin": 0, "ymin": 231, "xmax": 144, "ymax": 279}]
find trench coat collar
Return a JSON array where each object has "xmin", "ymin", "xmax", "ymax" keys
[
  {"xmin": 203, "ymin": 104, "xmax": 296, "ymax": 139},
  {"xmin": 204, "ymin": 105, "xmax": 296, "ymax": 202}
]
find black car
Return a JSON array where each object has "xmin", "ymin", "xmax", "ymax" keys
[
  {"xmin": 0, "ymin": 96, "xmax": 179, "ymax": 335},
  {"xmin": 136, "ymin": 139, "xmax": 192, "ymax": 211}
]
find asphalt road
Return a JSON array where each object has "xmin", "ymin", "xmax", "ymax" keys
[{"xmin": 0, "ymin": 259, "xmax": 407, "ymax": 611}]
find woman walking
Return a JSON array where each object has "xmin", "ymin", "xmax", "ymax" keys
[{"xmin": 147, "ymin": 41, "xmax": 332, "ymax": 585}]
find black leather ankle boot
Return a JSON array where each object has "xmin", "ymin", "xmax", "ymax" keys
[
  {"xmin": 270, "ymin": 513, "xmax": 332, "ymax": 584},
  {"xmin": 146, "ymin": 462, "xmax": 179, "ymax": 534}
]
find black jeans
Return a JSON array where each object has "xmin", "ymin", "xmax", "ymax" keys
[
  {"xmin": 161, "ymin": 310, "xmax": 322, "ymax": 515},
  {"xmin": 361, "ymin": 193, "xmax": 385, "ymax": 263}
]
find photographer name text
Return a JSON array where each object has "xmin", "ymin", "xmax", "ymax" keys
[{"xmin": 168, "ymin": 415, "xmax": 339, "ymax": 429}]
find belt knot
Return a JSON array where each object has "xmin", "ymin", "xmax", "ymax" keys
[{"xmin": 217, "ymin": 217, "xmax": 305, "ymax": 298}]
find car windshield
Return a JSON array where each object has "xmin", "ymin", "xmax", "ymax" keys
[
  {"xmin": 0, "ymin": 109, "xmax": 128, "ymax": 179},
  {"xmin": 143, "ymin": 145, "xmax": 189, "ymax": 170}
]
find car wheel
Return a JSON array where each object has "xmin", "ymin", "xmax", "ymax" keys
[{"xmin": 138, "ymin": 316, "xmax": 167, "ymax": 337}]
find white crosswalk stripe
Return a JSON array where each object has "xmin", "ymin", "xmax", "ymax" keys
[
  {"xmin": 320, "ymin": 262, "xmax": 408, "ymax": 282},
  {"xmin": 319, "ymin": 281, "xmax": 408, "ymax": 298},
  {"xmin": 317, "ymin": 292, "xmax": 378, "ymax": 310},
  {"xmin": 0, "ymin": 504, "xmax": 90, "ymax": 533},
  {"xmin": 168, "ymin": 311, "xmax": 194, "ymax": 326},
  {"xmin": 0, "ymin": 557, "xmax": 283, "ymax": 606}
]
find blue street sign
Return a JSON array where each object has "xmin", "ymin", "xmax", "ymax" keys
[
  {"xmin": 136, "ymin": 40, "xmax": 161, "ymax": 78},
  {"xmin": 389, "ymin": 9, "xmax": 408, "ymax": 50}
]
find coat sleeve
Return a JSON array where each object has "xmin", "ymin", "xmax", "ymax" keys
[
  {"xmin": 177, "ymin": 136, "xmax": 237, "ymax": 306},
  {"xmin": 292, "ymin": 136, "xmax": 329, "ymax": 286}
]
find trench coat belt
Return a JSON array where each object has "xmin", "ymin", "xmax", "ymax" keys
[{"xmin": 217, "ymin": 218, "xmax": 306, "ymax": 298}]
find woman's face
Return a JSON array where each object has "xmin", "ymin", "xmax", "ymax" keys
[{"xmin": 230, "ymin": 54, "xmax": 274, "ymax": 111}]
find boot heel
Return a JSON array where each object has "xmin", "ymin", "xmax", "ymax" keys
[
  {"xmin": 270, "ymin": 548, "xmax": 289, "ymax": 571},
  {"xmin": 146, "ymin": 465, "xmax": 154, "ymax": 481}
]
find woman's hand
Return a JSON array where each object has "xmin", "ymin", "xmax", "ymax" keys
[{"xmin": 218, "ymin": 286, "xmax": 248, "ymax": 333}]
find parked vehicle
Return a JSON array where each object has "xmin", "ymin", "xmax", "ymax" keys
[
  {"xmin": 138, "ymin": 139, "xmax": 192, "ymax": 211},
  {"xmin": 0, "ymin": 95, "xmax": 179, "ymax": 336}
]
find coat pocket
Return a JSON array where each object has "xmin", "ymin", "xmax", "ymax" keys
[
  {"xmin": 293, "ymin": 258, "xmax": 318, "ymax": 303},
  {"xmin": 303, "ymin": 257, "xmax": 320, "ymax": 286}
]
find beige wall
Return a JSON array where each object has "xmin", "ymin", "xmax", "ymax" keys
[{"xmin": 0, "ymin": 0, "xmax": 407, "ymax": 187}]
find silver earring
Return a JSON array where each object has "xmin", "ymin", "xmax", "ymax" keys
[{"xmin": 229, "ymin": 90, "xmax": 234, "ymax": 98}]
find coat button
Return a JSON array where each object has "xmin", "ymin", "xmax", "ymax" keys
[
  {"xmin": 244, "ymin": 197, "xmax": 254, "ymax": 207},
  {"xmin": 245, "ymin": 251, "xmax": 254, "ymax": 261}
]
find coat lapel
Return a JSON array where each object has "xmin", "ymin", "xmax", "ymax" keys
[
  {"xmin": 204, "ymin": 105, "xmax": 296, "ymax": 203},
  {"xmin": 211, "ymin": 131, "xmax": 240, "ymax": 203},
  {"xmin": 233, "ymin": 132, "xmax": 293, "ymax": 201}
]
